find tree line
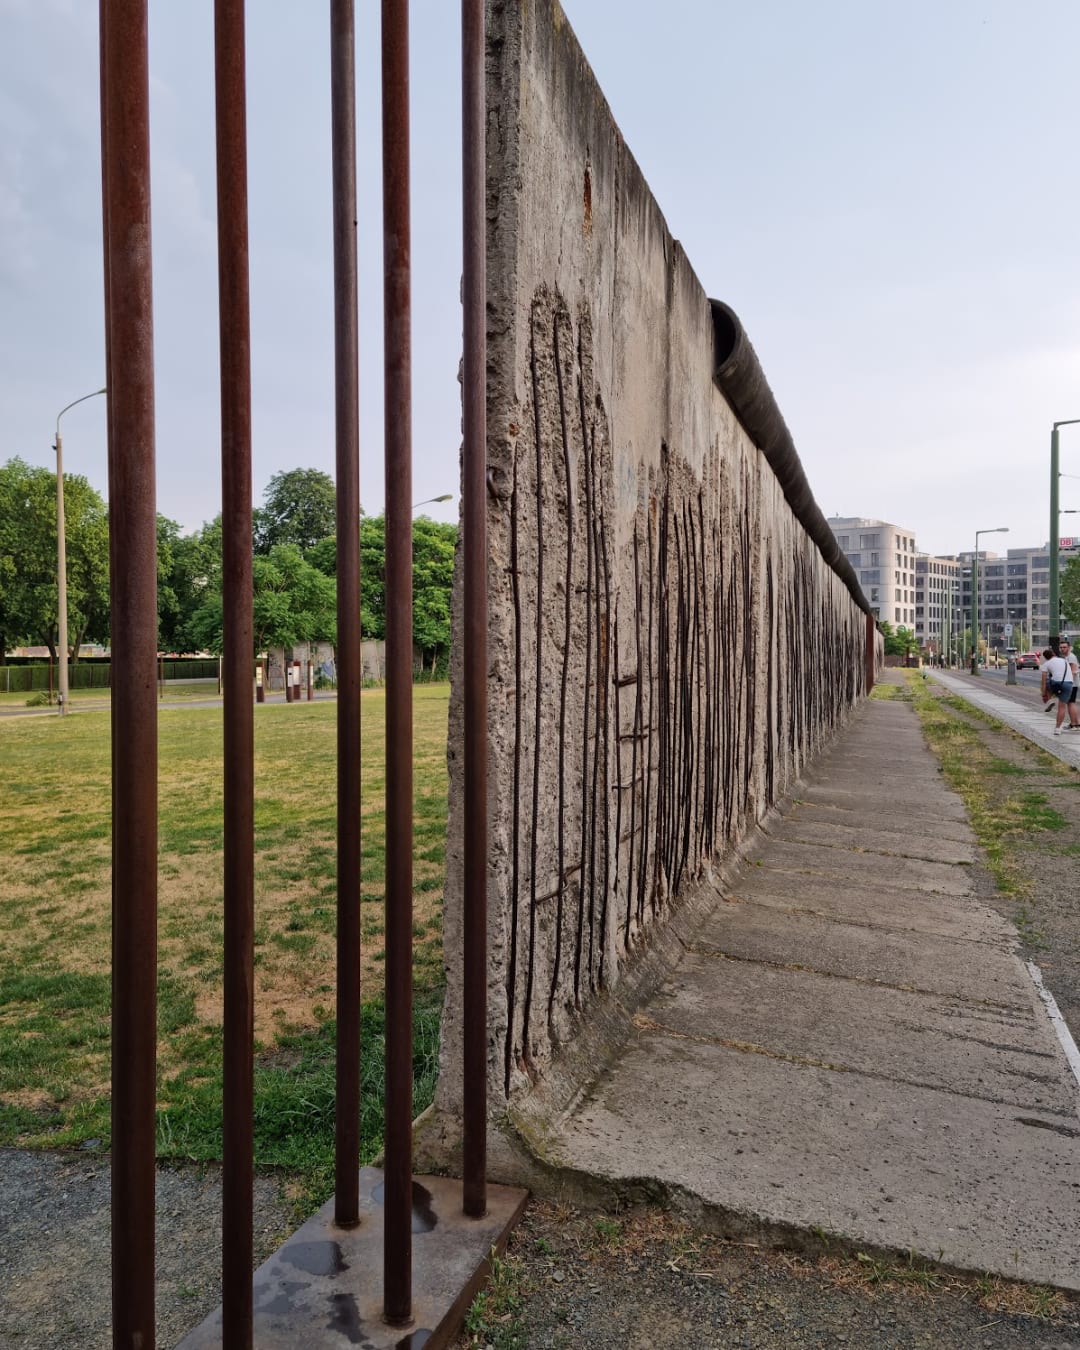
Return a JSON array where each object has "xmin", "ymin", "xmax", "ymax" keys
[{"xmin": 0, "ymin": 463, "xmax": 456, "ymax": 675}]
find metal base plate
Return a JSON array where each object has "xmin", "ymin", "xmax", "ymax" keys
[{"xmin": 177, "ymin": 1168, "xmax": 528, "ymax": 1349}]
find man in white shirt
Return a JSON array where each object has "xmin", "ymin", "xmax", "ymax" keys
[{"xmin": 1041, "ymin": 640, "xmax": 1080, "ymax": 735}]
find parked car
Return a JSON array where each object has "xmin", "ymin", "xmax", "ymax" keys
[{"xmin": 1016, "ymin": 651, "xmax": 1042, "ymax": 669}]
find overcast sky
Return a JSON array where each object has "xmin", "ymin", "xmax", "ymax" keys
[{"xmin": 3, "ymin": 1, "xmax": 1079, "ymax": 558}]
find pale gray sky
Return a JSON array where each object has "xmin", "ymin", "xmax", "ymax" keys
[{"xmin": 2, "ymin": 1, "xmax": 1078, "ymax": 558}]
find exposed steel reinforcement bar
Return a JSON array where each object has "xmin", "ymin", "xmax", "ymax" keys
[
  {"xmin": 381, "ymin": 0, "xmax": 415, "ymax": 1325},
  {"xmin": 331, "ymin": 0, "xmax": 363, "ymax": 1230},
  {"xmin": 214, "ymin": 0, "xmax": 256, "ymax": 1342},
  {"xmin": 461, "ymin": 0, "xmax": 488, "ymax": 1220},
  {"xmin": 101, "ymin": 3, "xmax": 159, "ymax": 1345}
]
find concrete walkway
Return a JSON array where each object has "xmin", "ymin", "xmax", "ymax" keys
[
  {"xmin": 542, "ymin": 684, "xmax": 1080, "ymax": 1291},
  {"xmin": 931, "ymin": 667, "xmax": 1080, "ymax": 766}
]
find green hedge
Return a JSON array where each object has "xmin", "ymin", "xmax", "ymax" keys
[{"xmin": 1, "ymin": 658, "xmax": 219, "ymax": 693}]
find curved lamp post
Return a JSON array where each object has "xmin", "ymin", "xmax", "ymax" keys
[
  {"xmin": 53, "ymin": 387, "xmax": 107, "ymax": 715},
  {"xmin": 971, "ymin": 526, "xmax": 1008, "ymax": 674},
  {"xmin": 1050, "ymin": 419, "xmax": 1080, "ymax": 645}
]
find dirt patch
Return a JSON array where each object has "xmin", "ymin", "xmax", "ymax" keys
[{"xmin": 453, "ymin": 1202, "xmax": 1080, "ymax": 1349}]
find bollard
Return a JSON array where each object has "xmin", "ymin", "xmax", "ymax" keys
[
  {"xmin": 1007, "ymin": 655, "xmax": 1017, "ymax": 685},
  {"xmin": 255, "ymin": 662, "xmax": 264, "ymax": 704}
]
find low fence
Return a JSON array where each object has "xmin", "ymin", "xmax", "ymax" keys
[{"xmin": 0, "ymin": 658, "xmax": 219, "ymax": 693}]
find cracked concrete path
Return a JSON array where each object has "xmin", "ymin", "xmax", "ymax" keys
[{"xmin": 544, "ymin": 692, "xmax": 1080, "ymax": 1291}]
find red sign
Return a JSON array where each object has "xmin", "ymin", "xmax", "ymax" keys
[{"xmin": 1061, "ymin": 537, "xmax": 1076, "ymax": 549}]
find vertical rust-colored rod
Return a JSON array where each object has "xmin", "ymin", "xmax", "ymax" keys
[
  {"xmin": 382, "ymin": 0, "xmax": 414, "ymax": 1325},
  {"xmin": 214, "ymin": 0, "xmax": 255, "ymax": 1343},
  {"xmin": 461, "ymin": 0, "xmax": 488, "ymax": 1219},
  {"xmin": 865, "ymin": 611, "xmax": 875, "ymax": 693},
  {"xmin": 331, "ymin": 0, "xmax": 363, "ymax": 1231},
  {"xmin": 102, "ymin": 3, "xmax": 158, "ymax": 1346}
]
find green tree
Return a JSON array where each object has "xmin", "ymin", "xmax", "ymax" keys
[
  {"xmin": 254, "ymin": 468, "xmax": 337, "ymax": 556},
  {"xmin": 359, "ymin": 515, "xmax": 387, "ymax": 641},
  {"xmin": 350, "ymin": 513, "xmax": 457, "ymax": 674},
  {"xmin": 0, "ymin": 457, "xmax": 109, "ymax": 660},
  {"xmin": 879, "ymin": 621, "xmax": 918, "ymax": 659},
  {"xmin": 1061, "ymin": 556, "xmax": 1080, "ymax": 630},
  {"xmin": 189, "ymin": 543, "xmax": 336, "ymax": 655},
  {"xmin": 305, "ymin": 533, "xmax": 337, "ymax": 578},
  {"xmin": 412, "ymin": 516, "xmax": 456, "ymax": 676},
  {"xmin": 158, "ymin": 515, "xmax": 222, "ymax": 652}
]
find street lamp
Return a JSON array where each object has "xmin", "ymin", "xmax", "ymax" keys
[
  {"xmin": 1049, "ymin": 419, "xmax": 1080, "ymax": 647},
  {"xmin": 970, "ymin": 526, "xmax": 1008, "ymax": 674},
  {"xmin": 53, "ymin": 387, "xmax": 107, "ymax": 715},
  {"xmin": 411, "ymin": 493, "xmax": 453, "ymax": 511}
]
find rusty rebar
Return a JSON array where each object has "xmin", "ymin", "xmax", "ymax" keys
[
  {"xmin": 381, "ymin": 0, "xmax": 414, "ymax": 1324},
  {"xmin": 101, "ymin": 3, "xmax": 158, "ymax": 1345},
  {"xmin": 330, "ymin": 0, "xmax": 363, "ymax": 1231},
  {"xmin": 461, "ymin": 0, "xmax": 488, "ymax": 1219},
  {"xmin": 213, "ymin": 0, "xmax": 255, "ymax": 1340}
]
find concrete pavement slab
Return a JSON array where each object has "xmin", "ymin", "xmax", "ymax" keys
[
  {"xmin": 690, "ymin": 902, "xmax": 1029, "ymax": 1006},
  {"xmin": 795, "ymin": 783, "xmax": 969, "ymax": 821},
  {"xmin": 649, "ymin": 949, "xmax": 1074, "ymax": 1114},
  {"xmin": 782, "ymin": 799, "xmax": 975, "ymax": 844},
  {"xmin": 762, "ymin": 815, "xmax": 975, "ymax": 865},
  {"xmin": 728, "ymin": 873, "xmax": 1015, "ymax": 942},
  {"xmin": 535, "ymin": 696, "xmax": 1080, "ymax": 1292},
  {"xmin": 553, "ymin": 1032, "xmax": 1080, "ymax": 1291},
  {"xmin": 752, "ymin": 838, "xmax": 973, "ymax": 896}
]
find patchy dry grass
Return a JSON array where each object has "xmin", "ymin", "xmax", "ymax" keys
[
  {"xmin": 0, "ymin": 685, "xmax": 450, "ymax": 1196},
  {"xmin": 906, "ymin": 673, "xmax": 1074, "ymax": 901}
]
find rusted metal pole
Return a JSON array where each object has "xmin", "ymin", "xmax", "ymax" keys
[
  {"xmin": 382, "ymin": 0, "xmax": 414, "ymax": 1324},
  {"xmin": 214, "ymin": 0, "xmax": 255, "ymax": 1342},
  {"xmin": 865, "ymin": 612, "xmax": 876, "ymax": 693},
  {"xmin": 101, "ymin": 4, "xmax": 158, "ymax": 1346},
  {"xmin": 331, "ymin": 0, "xmax": 363, "ymax": 1231},
  {"xmin": 461, "ymin": 0, "xmax": 488, "ymax": 1219}
]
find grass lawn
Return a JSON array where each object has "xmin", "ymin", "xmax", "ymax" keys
[{"xmin": 0, "ymin": 682, "xmax": 450, "ymax": 1208}]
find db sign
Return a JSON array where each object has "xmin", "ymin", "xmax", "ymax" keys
[{"xmin": 1061, "ymin": 537, "xmax": 1076, "ymax": 549}]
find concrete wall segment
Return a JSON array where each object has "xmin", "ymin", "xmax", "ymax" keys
[{"xmin": 427, "ymin": 0, "xmax": 870, "ymax": 1141}]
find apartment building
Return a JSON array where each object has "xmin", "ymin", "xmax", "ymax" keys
[
  {"xmin": 913, "ymin": 554, "xmax": 963, "ymax": 658},
  {"xmin": 827, "ymin": 516, "xmax": 1080, "ymax": 650},
  {"xmin": 913, "ymin": 543, "xmax": 1080, "ymax": 654},
  {"xmin": 826, "ymin": 517, "xmax": 918, "ymax": 628}
]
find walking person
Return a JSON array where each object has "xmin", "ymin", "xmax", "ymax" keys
[
  {"xmin": 1041, "ymin": 647, "xmax": 1057, "ymax": 713},
  {"xmin": 1042, "ymin": 640, "xmax": 1080, "ymax": 734}
]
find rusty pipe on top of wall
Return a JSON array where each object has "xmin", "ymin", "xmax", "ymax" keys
[{"xmin": 709, "ymin": 300, "xmax": 872, "ymax": 621}]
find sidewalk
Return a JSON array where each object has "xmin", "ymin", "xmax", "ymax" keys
[
  {"xmin": 930, "ymin": 667, "xmax": 1080, "ymax": 765},
  {"xmin": 536, "ymin": 681, "xmax": 1080, "ymax": 1291}
]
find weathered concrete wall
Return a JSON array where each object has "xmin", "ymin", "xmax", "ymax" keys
[{"xmin": 426, "ymin": 0, "xmax": 873, "ymax": 1160}]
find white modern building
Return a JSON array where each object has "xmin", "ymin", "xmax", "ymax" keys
[{"xmin": 826, "ymin": 517, "xmax": 918, "ymax": 628}]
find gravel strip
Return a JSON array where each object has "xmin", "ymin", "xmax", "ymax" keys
[
  {"xmin": 0, "ymin": 1149, "xmax": 293, "ymax": 1349},
  {"xmin": 451, "ymin": 1202, "xmax": 1080, "ymax": 1349}
]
